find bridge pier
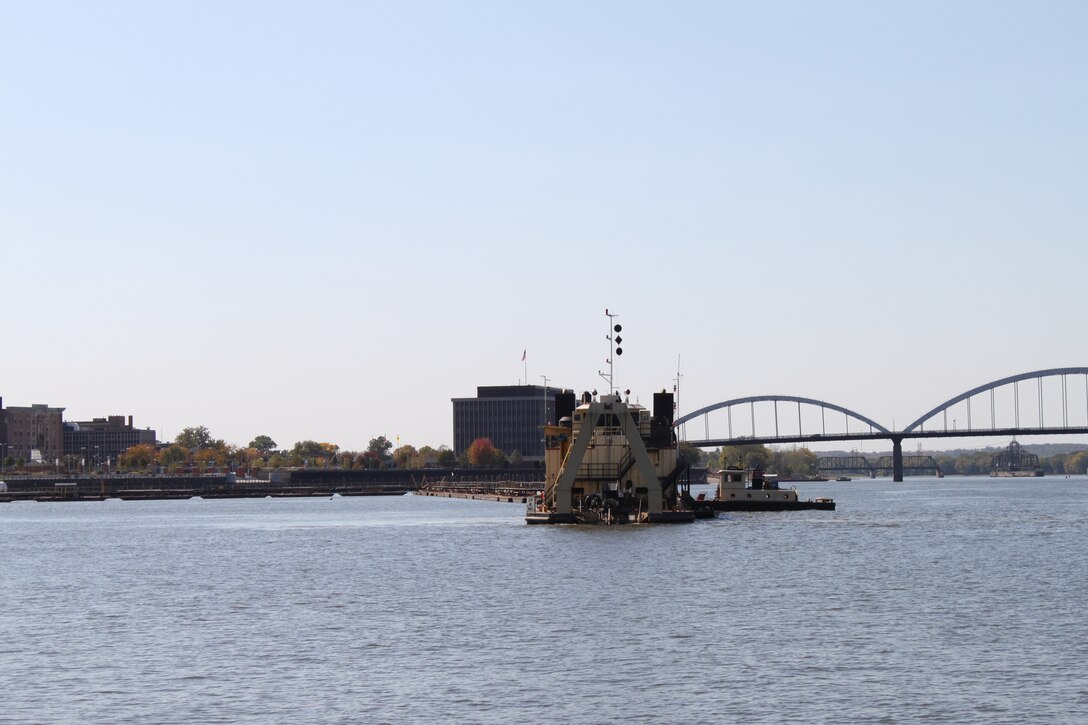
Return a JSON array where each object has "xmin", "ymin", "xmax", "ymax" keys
[{"xmin": 892, "ymin": 437, "xmax": 903, "ymax": 482}]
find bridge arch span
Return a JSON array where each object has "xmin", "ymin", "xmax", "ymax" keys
[
  {"xmin": 675, "ymin": 395, "xmax": 892, "ymax": 436},
  {"xmin": 902, "ymin": 367, "xmax": 1088, "ymax": 433}
]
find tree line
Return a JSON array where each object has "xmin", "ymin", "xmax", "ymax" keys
[
  {"xmin": 108, "ymin": 426, "xmax": 524, "ymax": 474},
  {"xmin": 677, "ymin": 441, "xmax": 1088, "ymax": 477},
  {"xmin": 931, "ymin": 449, "xmax": 1088, "ymax": 476}
]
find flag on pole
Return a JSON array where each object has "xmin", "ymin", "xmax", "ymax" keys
[{"xmin": 521, "ymin": 349, "xmax": 526, "ymax": 361}]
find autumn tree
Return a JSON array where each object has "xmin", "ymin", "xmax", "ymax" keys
[
  {"xmin": 393, "ymin": 444, "xmax": 418, "ymax": 468},
  {"xmin": 119, "ymin": 443, "xmax": 157, "ymax": 471},
  {"xmin": 1064, "ymin": 451, "xmax": 1088, "ymax": 475},
  {"xmin": 193, "ymin": 448, "xmax": 217, "ymax": 469},
  {"xmin": 467, "ymin": 438, "xmax": 505, "ymax": 466},
  {"xmin": 235, "ymin": 446, "xmax": 262, "ymax": 472}
]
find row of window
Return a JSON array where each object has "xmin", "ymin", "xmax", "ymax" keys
[{"xmin": 453, "ymin": 400, "xmax": 556, "ymax": 456}]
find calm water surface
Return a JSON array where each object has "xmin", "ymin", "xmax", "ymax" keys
[{"xmin": 2, "ymin": 478, "xmax": 1087, "ymax": 724}]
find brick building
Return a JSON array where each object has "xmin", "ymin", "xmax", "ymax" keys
[{"xmin": 0, "ymin": 399, "xmax": 66, "ymax": 464}]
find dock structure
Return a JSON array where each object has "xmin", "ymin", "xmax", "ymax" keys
[{"xmin": 0, "ymin": 474, "xmax": 414, "ymax": 501}]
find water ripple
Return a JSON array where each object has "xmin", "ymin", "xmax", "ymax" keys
[{"xmin": 1, "ymin": 479, "xmax": 1086, "ymax": 723}]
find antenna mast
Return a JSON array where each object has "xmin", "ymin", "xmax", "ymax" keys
[
  {"xmin": 674, "ymin": 353, "xmax": 683, "ymax": 440},
  {"xmin": 598, "ymin": 308, "xmax": 623, "ymax": 395}
]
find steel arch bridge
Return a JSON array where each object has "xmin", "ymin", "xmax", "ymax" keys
[
  {"xmin": 676, "ymin": 367, "xmax": 1088, "ymax": 481},
  {"xmin": 676, "ymin": 394, "xmax": 891, "ymax": 441},
  {"xmin": 902, "ymin": 367, "xmax": 1088, "ymax": 434}
]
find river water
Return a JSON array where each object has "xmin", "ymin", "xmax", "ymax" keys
[{"xmin": 2, "ymin": 477, "xmax": 1086, "ymax": 724}]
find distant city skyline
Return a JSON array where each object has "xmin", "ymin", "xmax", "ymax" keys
[{"xmin": 3, "ymin": 1, "xmax": 1086, "ymax": 453}]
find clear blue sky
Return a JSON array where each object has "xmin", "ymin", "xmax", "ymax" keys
[{"xmin": 2, "ymin": 1, "xmax": 1086, "ymax": 452}]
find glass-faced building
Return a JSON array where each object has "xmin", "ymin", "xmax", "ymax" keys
[
  {"xmin": 63, "ymin": 415, "xmax": 157, "ymax": 465},
  {"xmin": 452, "ymin": 385, "xmax": 572, "ymax": 462}
]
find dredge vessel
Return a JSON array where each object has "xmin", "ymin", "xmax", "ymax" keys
[
  {"xmin": 526, "ymin": 389, "xmax": 695, "ymax": 524},
  {"xmin": 525, "ymin": 309, "xmax": 833, "ymax": 523}
]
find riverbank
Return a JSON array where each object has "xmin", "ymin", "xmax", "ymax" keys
[
  {"xmin": 0, "ymin": 473, "xmax": 544, "ymax": 502},
  {"xmin": 0, "ymin": 475, "xmax": 411, "ymax": 502}
]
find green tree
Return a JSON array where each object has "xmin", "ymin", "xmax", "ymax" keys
[
  {"xmin": 770, "ymin": 447, "xmax": 819, "ymax": 478},
  {"xmin": 435, "ymin": 446, "xmax": 456, "ymax": 467},
  {"xmin": 719, "ymin": 441, "xmax": 771, "ymax": 470},
  {"xmin": 292, "ymin": 440, "xmax": 328, "ymax": 466},
  {"xmin": 159, "ymin": 444, "xmax": 188, "ymax": 468},
  {"xmin": 414, "ymin": 445, "xmax": 439, "ymax": 468},
  {"xmin": 249, "ymin": 435, "xmax": 277, "ymax": 453},
  {"xmin": 175, "ymin": 426, "xmax": 213, "ymax": 451},
  {"xmin": 291, "ymin": 440, "xmax": 323, "ymax": 458},
  {"xmin": 367, "ymin": 436, "xmax": 393, "ymax": 465},
  {"xmin": 678, "ymin": 442, "xmax": 706, "ymax": 467}
]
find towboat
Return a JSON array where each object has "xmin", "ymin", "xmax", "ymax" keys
[{"xmin": 696, "ymin": 468, "xmax": 835, "ymax": 512}]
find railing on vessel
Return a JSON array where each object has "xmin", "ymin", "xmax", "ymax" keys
[
  {"xmin": 540, "ymin": 450, "xmax": 636, "ymax": 510},
  {"xmin": 419, "ymin": 480, "xmax": 541, "ymax": 497}
]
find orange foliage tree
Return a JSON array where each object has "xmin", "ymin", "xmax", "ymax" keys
[
  {"xmin": 118, "ymin": 443, "xmax": 158, "ymax": 471},
  {"xmin": 467, "ymin": 438, "xmax": 505, "ymax": 466}
]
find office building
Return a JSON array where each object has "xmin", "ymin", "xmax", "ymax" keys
[
  {"xmin": 451, "ymin": 384, "xmax": 572, "ymax": 461},
  {"xmin": 63, "ymin": 415, "xmax": 158, "ymax": 465}
]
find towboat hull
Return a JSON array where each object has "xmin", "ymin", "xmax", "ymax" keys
[{"xmin": 700, "ymin": 499, "xmax": 835, "ymax": 512}]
